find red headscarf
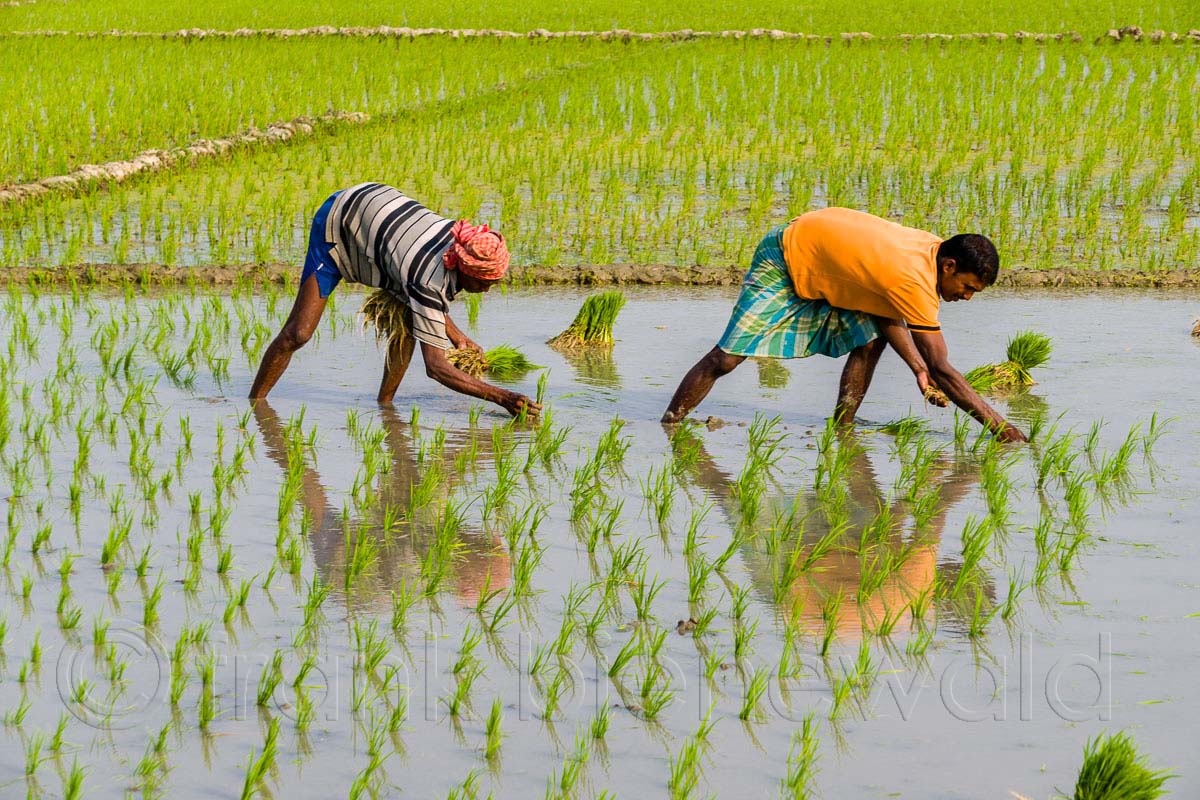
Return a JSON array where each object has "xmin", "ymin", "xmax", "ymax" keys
[{"xmin": 442, "ymin": 220, "xmax": 509, "ymax": 281}]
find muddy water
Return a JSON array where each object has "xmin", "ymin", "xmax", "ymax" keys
[{"xmin": 0, "ymin": 286, "xmax": 1196, "ymax": 798}]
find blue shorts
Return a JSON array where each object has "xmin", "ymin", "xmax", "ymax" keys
[{"xmin": 300, "ymin": 191, "xmax": 344, "ymax": 298}]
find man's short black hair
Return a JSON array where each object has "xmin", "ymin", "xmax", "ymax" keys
[{"xmin": 938, "ymin": 234, "xmax": 999, "ymax": 285}]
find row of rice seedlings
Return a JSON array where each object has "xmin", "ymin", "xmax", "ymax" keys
[
  {"xmin": 7, "ymin": 44, "xmax": 1195, "ymax": 272},
  {"xmin": 1, "ymin": 38, "xmax": 580, "ymax": 183}
]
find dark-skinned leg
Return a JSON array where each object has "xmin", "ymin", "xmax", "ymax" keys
[
  {"xmin": 249, "ymin": 274, "xmax": 329, "ymax": 400},
  {"xmin": 833, "ymin": 337, "xmax": 886, "ymax": 425},
  {"xmin": 377, "ymin": 332, "xmax": 416, "ymax": 404},
  {"xmin": 661, "ymin": 346, "xmax": 747, "ymax": 423}
]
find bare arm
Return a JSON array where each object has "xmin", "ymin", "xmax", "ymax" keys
[
  {"xmin": 445, "ymin": 314, "xmax": 480, "ymax": 352},
  {"xmin": 421, "ymin": 342, "xmax": 541, "ymax": 417},
  {"xmin": 911, "ymin": 330, "xmax": 1026, "ymax": 442},
  {"xmin": 873, "ymin": 316, "xmax": 949, "ymax": 406}
]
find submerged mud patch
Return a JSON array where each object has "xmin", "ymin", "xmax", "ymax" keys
[
  {"xmin": 7, "ymin": 26, "xmax": 1200, "ymax": 44},
  {"xmin": 8, "ymin": 261, "xmax": 1200, "ymax": 290}
]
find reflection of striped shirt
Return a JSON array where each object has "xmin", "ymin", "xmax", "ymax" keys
[{"xmin": 325, "ymin": 183, "xmax": 459, "ymax": 349}]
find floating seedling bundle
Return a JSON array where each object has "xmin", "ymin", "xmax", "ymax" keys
[
  {"xmin": 964, "ymin": 330, "xmax": 1052, "ymax": 392},
  {"xmin": 448, "ymin": 344, "xmax": 543, "ymax": 380},
  {"xmin": 359, "ymin": 289, "xmax": 411, "ymax": 365},
  {"xmin": 548, "ymin": 291, "xmax": 626, "ymax": 349}
]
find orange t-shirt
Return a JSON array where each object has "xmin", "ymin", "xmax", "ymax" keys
[{"xmin": 782, "ymin": 207, "xmax": 943, "ymax": 331}]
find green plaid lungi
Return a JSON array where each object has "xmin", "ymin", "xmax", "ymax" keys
[{"xmin": 716, "ymin": 224, "xmax": 880, "ymax": 359}]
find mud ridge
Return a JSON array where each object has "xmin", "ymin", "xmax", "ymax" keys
[
  {"xmin": 7, "ymin": 262, "xmax": 1200, "ymax": 291},
  {"xmin": 5, "ymin": 26, "xmax": 1199, "ymax": 44},
  {"xmin": 0, "ymin": 111, "xmax": 370, "ymax": 204}
]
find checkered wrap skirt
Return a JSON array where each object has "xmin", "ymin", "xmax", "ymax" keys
[{"xmin": 716, "ymin": 224, "xmax": 880, "ymax": 359}]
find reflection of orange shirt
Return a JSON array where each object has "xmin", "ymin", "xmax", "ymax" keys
[
  {"xmin": 782, "ymin": 208, "xmax": 943, "ymax": 332},
  {"xmin": 788, "ymin": 544, "xmax": 937, "ymax": 639}
]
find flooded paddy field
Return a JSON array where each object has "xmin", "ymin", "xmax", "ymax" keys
[{"xmin": 1, "ymin": 285, "xmax": 1196, "ymax": 798}]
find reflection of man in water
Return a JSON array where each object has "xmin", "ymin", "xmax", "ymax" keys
[
  {"xmin": 253, "ymin": 401, "xmax": 510, "ymax": 608},
  {"xmin": 669, "ymin": 425, "xmax": 986, "ymax": 638}
]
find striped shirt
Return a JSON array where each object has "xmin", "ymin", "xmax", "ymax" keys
[{"xmin": 324, "ymin": 183, "xmax": 459, "ymax": 349}]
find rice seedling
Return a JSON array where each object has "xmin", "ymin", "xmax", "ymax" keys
[
  {"xmin": 539, "ymin": 665, "xmax": 571, "ymax": 719},
  {"xmin": 142, "ymin": 575, "xmax": 166, "ymax": 628},
  {"xmin": 827, "ymin": 668, "xmax": 857, "ymax": 721},
  {"xmin": 589, "ymin": 703, "xmax": 612, "ymax": 741},
  {"xmin": 780, "ymin": 714, "xmax": 820, "ymax": 799},
  {"xmin": 640, "ymin": 463, "xmax": 677, "ymax": 525},
  {"xmin": 818, "ymin": 591, "xmax": 844, "ymax": 657},
  {"xmin": 964, "ymin": 331, "xmax": 1052, "ymax": 393},
  {"xmin": 631, "ymin": 573, "xmax": 666, "ymax": 622},
  {"xmin": 607, "ymin": 632, "xmax": 642, "ymax": 680},
  {"xmin": 733, "ymin": 618, "xmax": 759, "ymax": 661},
  {"xmin": 1071, "ymin": 731, "xmax": 1174, "ymax": 800},
  {"xmin": 668, "ymin": 736, "xmax": 702, "ymax": 799},
  {"xmin": 484, "ymin": 697, "xmax": 504, "ymax": 760},
  {"xmin": 965, "ymin": 588, "xmax": 1001, "ymax": 639},
  {"xmin": 4, "ymin": 695, "xmax": 32, "ymax": 726},
  {"xmin": 951, "ymin": 515, "xmax": 995, "ymax": 599},
  {"xmin": 1137, "ymin": 412, "xmax": 1166, "ymax": 455},
  {"xmin": 546, "ymin": 741, "xmax": 588, "ymax": 798},
  {"xmin": 738, "ymin": 667, "xmax": 771, "ymax": 722},
  {"xmin": 198, "ymin": 653, "xmax": 217, "ymax": 729},
  {"xmin": 1000, "ymin": 568, "xmax": 1029, "ymax": 621},
  {"xmin": 547, "ymin": 291, "xmax": 627, "ymax": 349},
  {"xmin": 637, "ymin": 665, "xmax": 674, "ymax": 720},
  {"xmin": 62, "ymin": 757, "xmax": 86, "ymax": 800},
  {"xmin": 25, "ymin": 730, "xmax": 46, "ymax": 775}
]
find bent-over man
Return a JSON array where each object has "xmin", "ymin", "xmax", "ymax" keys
[
  {"xmin": 661, "ymin": 207, "xmax": 1026, "ymax": 442},
  {"xmin": 250, "ymin": 182, "xmax": 541, "ymax": 418}
]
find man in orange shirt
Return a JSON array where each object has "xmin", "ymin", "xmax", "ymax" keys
[{"xmin": 661, "ymin": 208, "xmax": 1026, "ymax": 442}]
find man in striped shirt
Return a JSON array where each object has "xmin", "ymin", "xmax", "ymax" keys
[{"xmin": 250, "ymin": 183, "xmax": 541, "ymax": 417}]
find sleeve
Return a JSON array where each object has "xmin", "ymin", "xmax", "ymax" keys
[
  {"xmin": 889, "ymin": 278, "xmax": 940, "ymax": 332},
  {"xmin": 406, "ymin": 268, "xmax": 453, "ymax": 350}
]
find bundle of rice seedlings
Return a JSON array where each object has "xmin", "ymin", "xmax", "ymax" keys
[
  {"xmin": 1072, "ymin": 731, "xmax": 1173, "ymax": 800},
  {"xmin": 448, "ymin": 345, "xmax": 542, "ymax": 380},
  {"xmin": 547, "ymin": 291, "xmax": 626, "ymax": 349},
  {"xmin": 447, "ymin": 347, "xmax": 488, "ymax": 377},
  {"xmin": 923, "ymin": 383, "xmax": 950, "ymax": 406},
  {"xmin": 964, "ymin": 330, "xmax": 1052, "ymax": 393},
  {"xmin": 1190, "ymin": 318, "xmax": 1199, "ymax": 337},
  {"xmin": 359, "ymin": 290, "xmax": 411, "ymax": 366},
  {"xmin": 481, "ymin": 345, "xmax": 542, "ymax": 380}
]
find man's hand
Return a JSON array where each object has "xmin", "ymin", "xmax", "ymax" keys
[
  {"xmin": 453, "ymin": 335, "xmax": 483, "ymax": 353},
  {"xmin": 917, "ymin": 372, "xmax": 949, "ymax": 408},
  {"xmin": 995, "ymin": 423, "xmax": 1028, "ymax": 444},
  {"xmin": 911, "ymin": 329, "xmax": 1023, "ymax": 438},
  {"xmin": 500, "ymin": 391, "xmax": 542, "ymax": 418}
]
